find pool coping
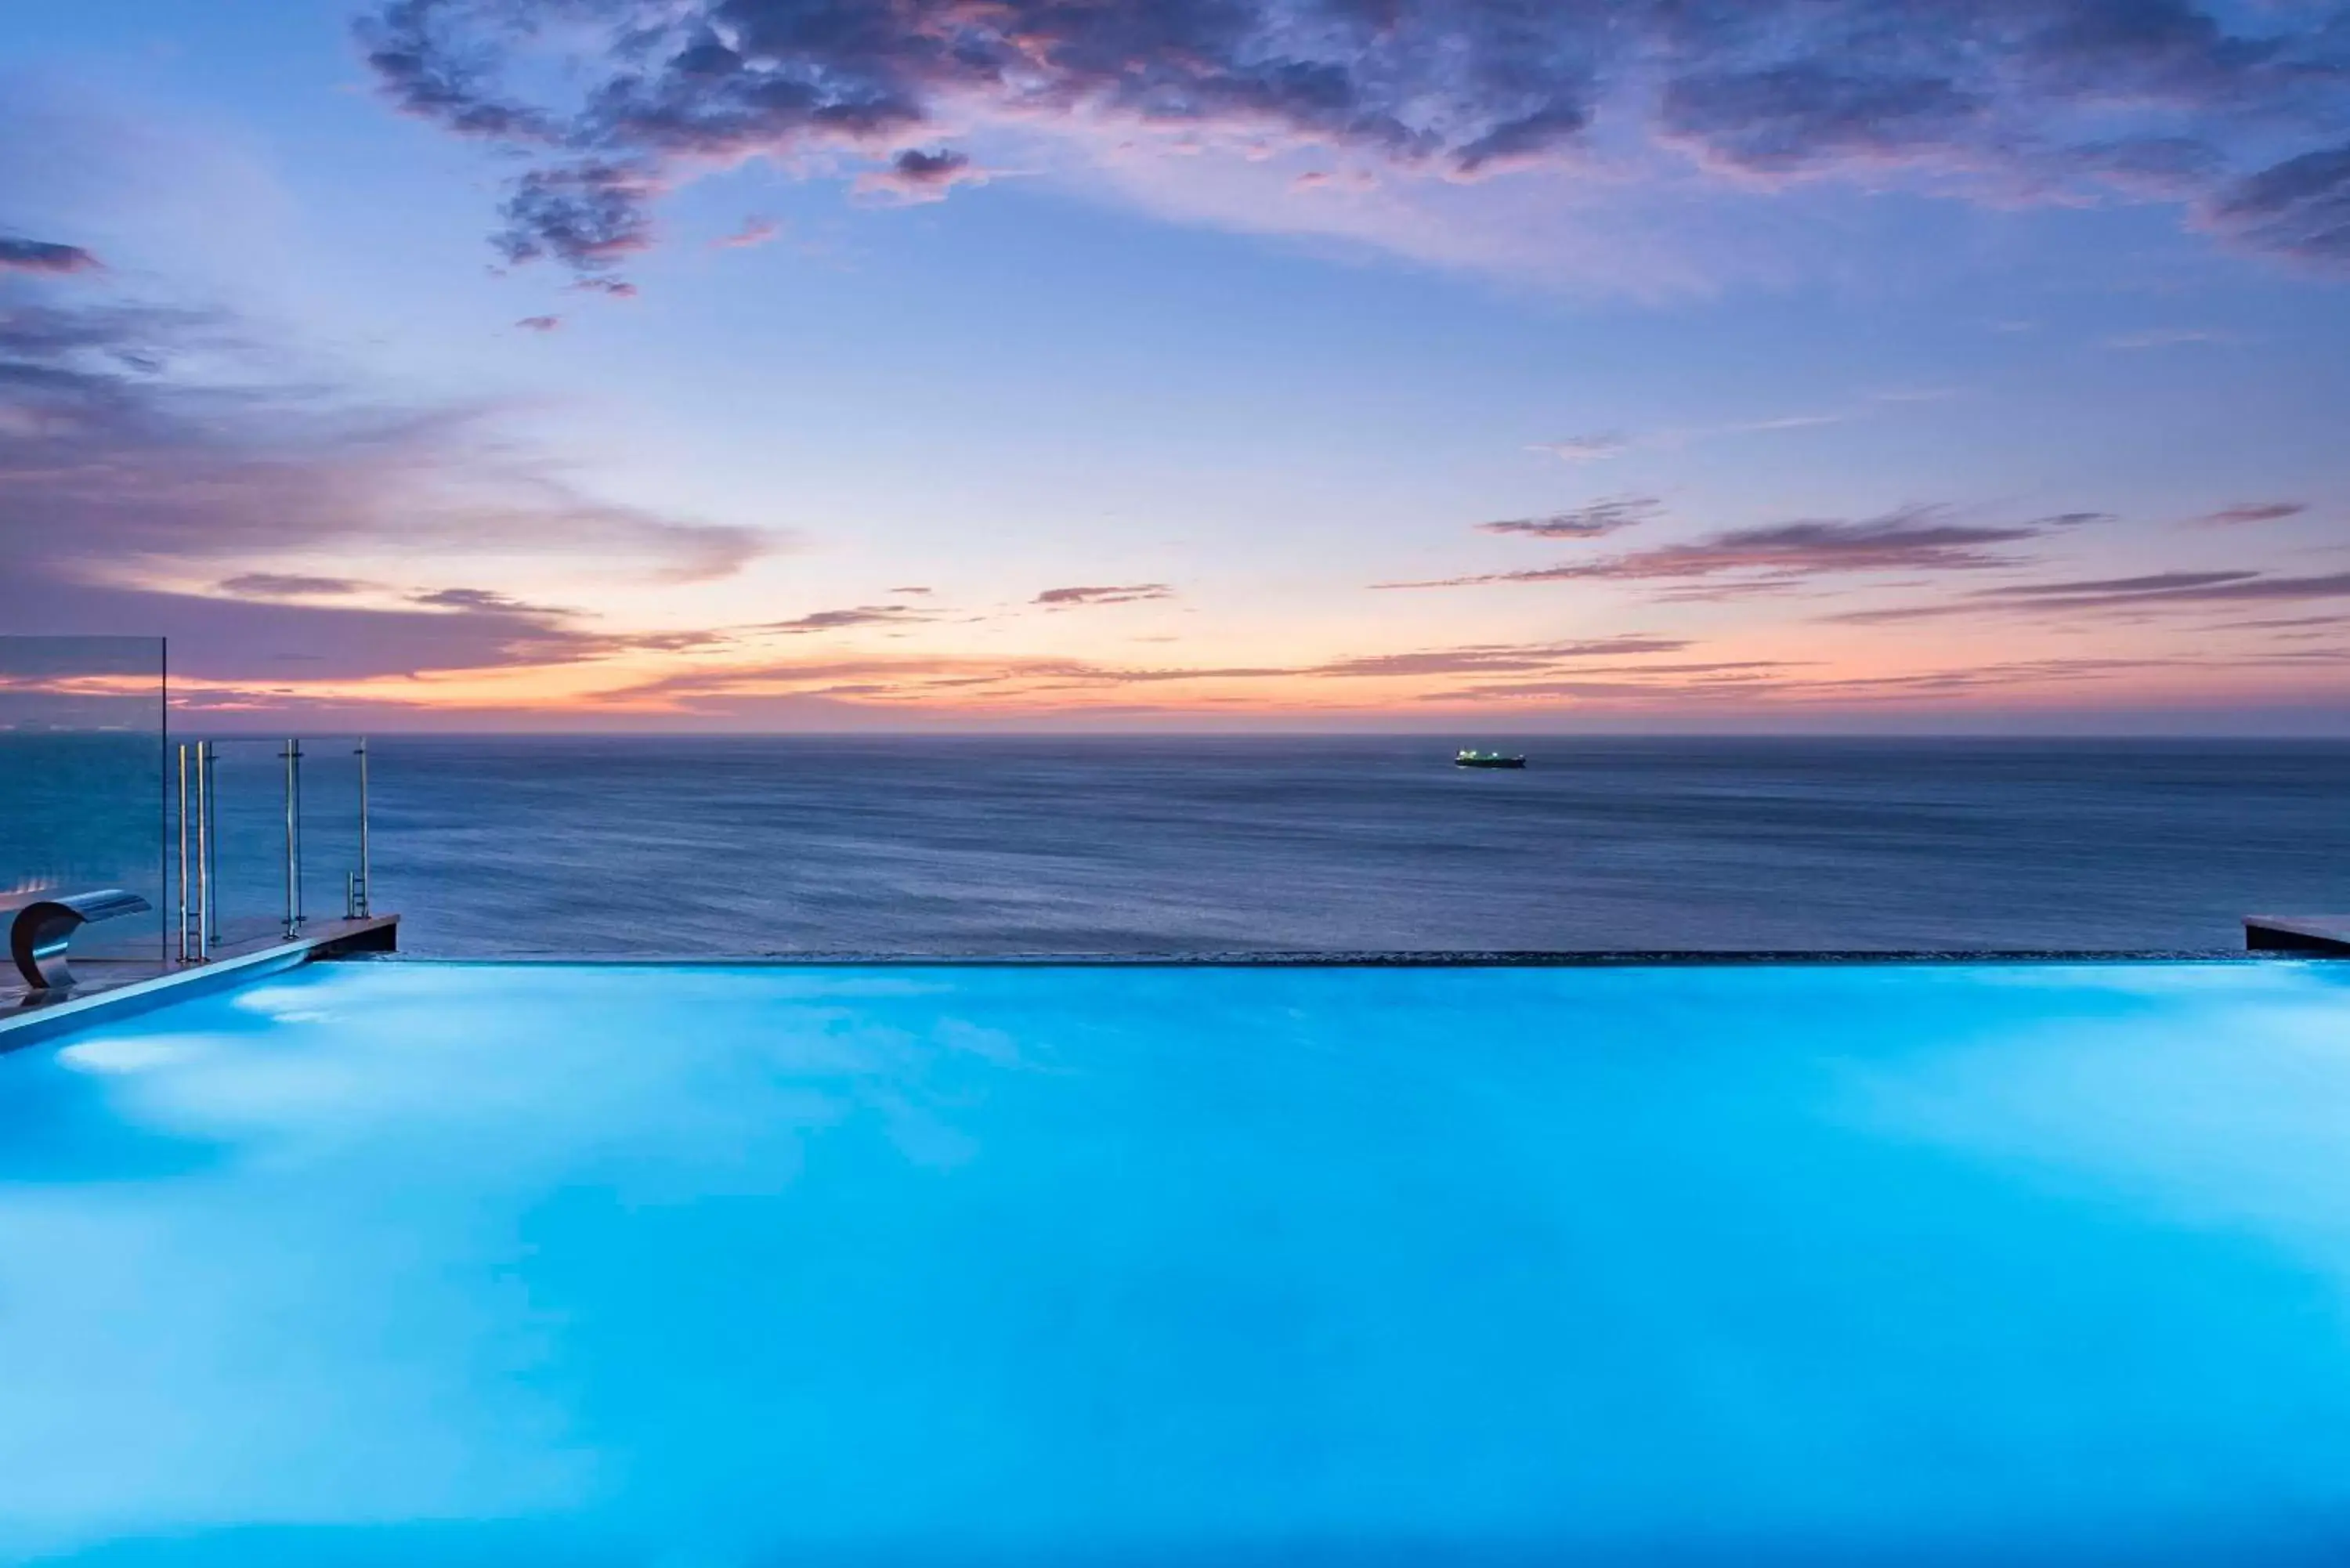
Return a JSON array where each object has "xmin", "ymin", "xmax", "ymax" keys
[
  {"xmin": 0, "ymin": 916, "xmax": 399, "ymax": 1053},
  {"xmin": 358, "ymin": 946, "xmax": 2268, "ymax": 966},
  {"xmin": 5, "ymin": 930, "xmax": 2327, "ymax": 1053}
]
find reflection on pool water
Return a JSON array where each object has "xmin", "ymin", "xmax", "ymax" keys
[{"xmin": 6, "ymin": 960, "xmax": 2350, "ymax": 1564}]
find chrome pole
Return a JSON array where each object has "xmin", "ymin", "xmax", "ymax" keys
[
  {"xmin": 356, "ymin": 737, "xmax": 371, "ymax": 919},
  {"xmin": 283, "ymin": 738, "xmax": 304, "ymax": 938},
  {"xmin": 176, "ymin": 744, "xmax": 191, "ymax": 963},
  {"xmin": 197, "ymin": 741, "xmax": 215, "ymax": 959}
]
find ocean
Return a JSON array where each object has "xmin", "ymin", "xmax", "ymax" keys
[{"xmin": 277, "ymin": 735, "xmax": 2350, "ymax": 956}]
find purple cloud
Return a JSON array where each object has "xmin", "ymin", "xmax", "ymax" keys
[
  {"xmin": 9, "ymin": 574, "xmax": 616, "ymax": 682},
  {"xmin": 1312, "ymin": 636, "xmax": 1689, "ymax": 677},
  {"xmin": 0, "ymin": 236, "xmax": 101, "ymax": 275},
  {"xmin": 1386, "ymin": 506, "xmax": 2096, "ymax": 591},
  {"xmin": 0, "ymin": 290, "xmax": 761, "ymax": 580},
  {"xmin": 1660, "ymin": 63, "xmax": 1988, "ymax": 176},
  {"xmin": 1828, "ymin": 567, "xmax": 2350, "ymax": 624},
  {"xmin": 1992, "ymin": 570, "xmax": 2350, "ymax": 608},
  {"xmin": 497, "ymin": 162, "xmax": 656, "ymax": 275},
  {"xmin": 0, "ymin": 274, "xmax": 770, "ymax": 679},
  {"xmin": 715, "ymin": 217, "xmax": 781, "ymax": 250},
  {"xmin": 763, "ymin": 605, "xmax": 935, "ymax": 634},
  {"xmin": 2204, "ymin": 145, "xmax": 2350, "ymax": 268},
  {"xmin": 2199, "ymin": 500, "xmax": 2308, "ymax": 525},
  {"xmin": 410, "ymin": 587, "xmax": 565, "ymax": 613},
  {"xmin": 219, "ymin": 573, "xmax": 367, "ymax": 598},
  {"xmin": 356, "ymin": 0, "xmax": 2350, "ymax": 286},
  {"xmin": 1478, "ymin": 497, "xmax": 1661, "ymax": 540},
  {"xmin": 856, "ymin": 148, "xmax": 987, "ymax": 202},
  {"xmin": 1036, "ymin": 583, "xmax": 1174, "ymax": 606},
  {"xmin": 1986, "ymin": 571, "xmax": 2256, "ymax": 598}
]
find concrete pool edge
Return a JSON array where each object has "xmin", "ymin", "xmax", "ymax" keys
[
  {"xmin": 0, "ymin": 916, "xmax": 399, "ymax": 1054},
  {"xmin": 347, "ymin": 946, "xmax": 2279, "ymax": 966},
  {"xmin": 8, "ymin": 934, "xmax": 2329, "ymax": 1053}
]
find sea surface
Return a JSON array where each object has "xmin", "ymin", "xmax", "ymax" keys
[
  {"xmin": 15, "ymin": 735, "xmax": 2350, "ymax": 957},
  {"xmin": 296, "ymin": 735, "xmax": 2350, "ymax": 956}
]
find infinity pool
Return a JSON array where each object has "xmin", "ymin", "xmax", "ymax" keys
[{"xmin": 7, "ymin": 960, "xmax": 2350, "ymax": 1564}]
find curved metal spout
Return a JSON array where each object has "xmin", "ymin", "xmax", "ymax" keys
[{"xmin": 9, "ymin": 889, "xmax": 154, "ymax": 991}]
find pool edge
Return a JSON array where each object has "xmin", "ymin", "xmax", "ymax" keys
[{"xmin": 0, "ymin": 916, "xmax": 399, "ymax": 1053}]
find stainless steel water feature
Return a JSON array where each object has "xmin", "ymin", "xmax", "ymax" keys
[
  {"xmin": 12, "ymin": 890, "xmax": 155, "ymax": 990},
  {"xmin": 176, "ymin": 737, "xmax": 371, "ymax": 961}
]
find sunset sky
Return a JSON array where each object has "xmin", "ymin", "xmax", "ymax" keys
[{"xmin": 5, "ymin": 0, "xmax": 2349, "ymax": 731}]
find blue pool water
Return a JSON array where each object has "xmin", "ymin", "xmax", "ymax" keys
[{"xmin": 7, "ymin": 959, "xmax": 2350, "ymax": 1563}]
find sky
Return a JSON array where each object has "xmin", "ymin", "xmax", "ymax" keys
[{"xmin": 3, "ymin": 0, "xmax": 2349, "ymax": 733}]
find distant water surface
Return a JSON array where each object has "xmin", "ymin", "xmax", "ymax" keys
[{"xmin": 313, "ymin": 737, "xmax": 2350, "ymax": 955}]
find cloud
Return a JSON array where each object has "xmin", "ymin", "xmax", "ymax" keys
[
  {"xmin": 1529, "ymin": 433, "xmax": 1626, "ymax": 464},
  {"xmin": 1386, "ymin": 505, "xmax": 2096, "ymax": 591},
  {"xmin": 0, "ymin": 266, "xmax": 772, "ymax": 678},
  {"xmin": 410, "ymin": 587, "xmax": 565, "ymax": 613},
  {"xmin": 2203, "ymin": 143, "xmax": 2350, "ymax": 268},
  {"xmin": 1477, "ymin": 496, "xmax": 1661, "ymax": 539},
  {"xmin": 1311, "ymin": 636, "xmax": 1690, "ymax": 677},
  {"xmin": 855, "ymin": 149, "xmax": 989, "ymax": 202},
  {"xmin": 356, "ymin": 0, "xmax": 2350, "ymax": 287},
  {"xmin": 495, "ymin": 162, "xmax": 656, "ymax": 274},
  {"xmin": 714, "ymin": 217, "xmax": 780, "ymax": 250},
  {"xmin": 218, "ymin": 573, "xmax": 367, "ymax": 598},
  {"xmin": 515, "ymin": 314, "xmax": 561, "ymax": 332},
  {"xmin": 596, "ymin": 633, "xmax": 1735, "ymax": 717},
  {"xmin": 2199, "ymin": 500, "xmax": 2308, "ymax": 526},
  {"xmin": 9, "ymin": 573, "xmax": 625, "ymax": 682},
  {"xmin": 1658, "ymin": 63, "xmax": 1989, "ymax": 177},
  {"xmin": 1985, "ymin": 570, "xmax": 2255, "ymax": 598},
  {"xmin": 1529, "ymin": 414, "xmax": 1849, "ymax": 468},
  {"xmin": 0, "ymin": 236, "xmax": 101, "ymax": 275},
  {"xmin": 0, "ymin": 284, "xmax": 762, "ymax": 582},
  {"xmin": 1827, "ymin": 567, "xmax": 2350, "ymax": 624},
  {"xmin": 2103, "ymin": 327, "xmax": 2240, "ymax": 349},
  {"xmin": 1723, "ymin": 413, "xmax": 1844, "ymax": 434},
  {"xmin": 1035, "ymin": 583, "xmax": 1174, "ymax": 607},
  {"xmin": 1992, "ymin": 569, "xmax": 2350, "ymax": 609},
  {"xmin": 2222, "ymin": 616, "xmax": 2347, "ymax": 633},
  {"xmin": 761, "ymin": 605, "xmax": 935, "ymax": 634}
]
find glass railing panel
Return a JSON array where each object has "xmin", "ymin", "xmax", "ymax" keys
[
  {"xmin": 0, "ymin": 636, "xmax": 168, "ymax": 963},
  {"xmin": 297, "ymin": 739, "xmax": 371, "ymax": 925},
  {"xmin": 195, "ymin": 738, "xmax": 306, "ymax": 951},
  {"xmin": 172, "ymin": 735, "xmax": 372, "ymax": 953}
]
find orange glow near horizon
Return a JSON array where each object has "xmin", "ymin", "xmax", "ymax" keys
[{"xmin": 136, "ymin": 609, "xmax": 2350, "ymax": 731}]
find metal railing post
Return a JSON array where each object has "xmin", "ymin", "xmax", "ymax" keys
[
  {"xmin": 200, "ymin": 742, "xmax": 217, "ymax": 952},
  {"xmin": 282, "ymin": 738, "xmax": 304, "ymax": 938},
  {"xmin": 176, "ymin": 744, "xmax": 191, "ymax": 963},
  {"xmin": 356, "ymin": 738, "xmax": 371, "ymax": 919}
]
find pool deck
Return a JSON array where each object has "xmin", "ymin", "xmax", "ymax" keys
[
  {"xmin": 2244, "ymin": 915, "xmax": 2350, "ymax": 955},
  {"xmin": 0, "ymin": 914, "xmax": 399, "ymax": 1052}
]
